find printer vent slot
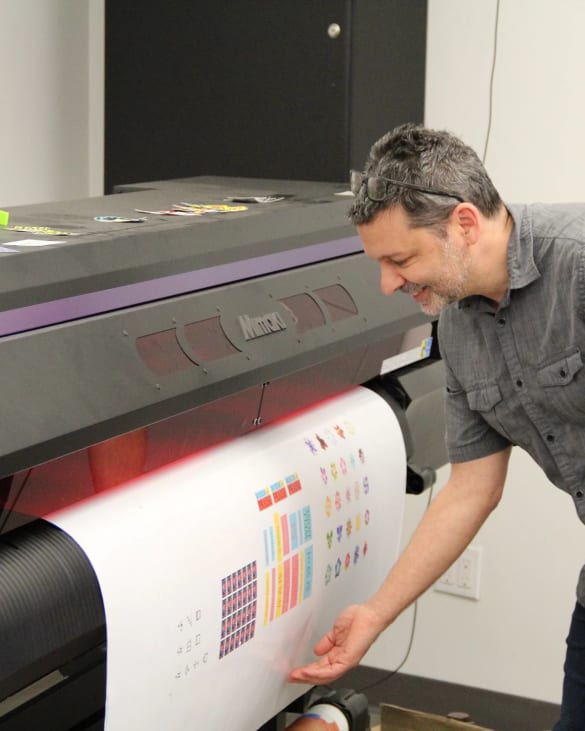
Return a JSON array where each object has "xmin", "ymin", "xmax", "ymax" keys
[
  {"xmin": 136, "ymin": 329, "xmax": 195, "ymax": 376},
  {"xmin": 279, "ymin": 293, "xmax": 325, "ymax": 335},
  {"xmin": 313, "ymin": 284, "xmax": 358, "ymax": 322},
  {"xmin": 184, "ymin": 316, "xmax": 240, "ymax": 361}
]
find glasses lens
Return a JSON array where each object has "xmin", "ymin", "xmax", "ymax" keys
[
  {"xmin": 366, "ymin": 177, "xmax": 388, "ymax": 202},
  {"xmin": 350, "ymin": 171, "xmax": 364, "ymax": 195}
]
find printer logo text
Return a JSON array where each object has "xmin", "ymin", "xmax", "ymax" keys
[{"xmin": 238, "ymin": 312, "xmax": 287, "ymax": 341}]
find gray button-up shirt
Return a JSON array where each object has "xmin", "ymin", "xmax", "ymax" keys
[{"xmin": 438, "ymin": 202, "xmax": 585, "ymax": 603}]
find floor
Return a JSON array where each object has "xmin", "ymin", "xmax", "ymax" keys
[{"xmin": 282, "ymin": 665, "xmax": 560, "ymax": 731}]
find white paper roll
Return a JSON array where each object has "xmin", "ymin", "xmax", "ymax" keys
[{"xmin": 48, "ymin": 386, "xmax": 406, "ymax": 731}]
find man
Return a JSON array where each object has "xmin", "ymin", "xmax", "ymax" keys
[{"xmin": 289, "ymin": 123, "xmax": 585, "ymax": 730}]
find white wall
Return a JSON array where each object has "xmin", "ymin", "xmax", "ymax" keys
[
  {"xmin": 365, "ymin": 0, "xmax": 585, "ymax": 705},
  {"xmin": 0, "ymin": 0, "xmax": 103, "ymax": 207}
]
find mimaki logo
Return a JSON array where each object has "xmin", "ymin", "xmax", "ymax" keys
[{"xmin": 238, "ymin": 311, "xmax": 287, "ymax": 341}]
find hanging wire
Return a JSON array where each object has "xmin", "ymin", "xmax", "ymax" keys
[
  {"xmin": 355, "ymin": 482, "xmax": 435, "ymax": 694},
  {"xmin": 482, "ymin": 0, "xmax": 502, "ymax": 164}
]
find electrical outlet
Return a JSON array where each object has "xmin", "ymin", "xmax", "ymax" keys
[{"xmin": 434, "ymin": 546, "xmax": 481, "ymax": 600}]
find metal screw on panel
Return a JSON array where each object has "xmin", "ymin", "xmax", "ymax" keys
[
  {"xmin": 122, "ymin": 330, "xmax": 129, "ymax": 337},
  {"xmin": 253, "ymin": 417, "xmax": 263, "ymax": 426},
  {"xmin": 327, "ymin": 23, "xmax": 341, "ymax": 39}
]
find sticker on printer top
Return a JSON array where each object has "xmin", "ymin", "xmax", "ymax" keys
[
  {"xmin": 94, "ymin": 215, "xmax": 146, "ymax": 223},
  {"xmin": 5, "ymin": 225, "xmax": 79, "ymax": 236},
  {"xmin": 134, "ymin": 208, "xmax": 203, "ymax": 216},
  {"xmin": 176, "ymin": 202, "xmax": 248, "ymax": 213},
  {"xmin": 1, "ymin": 238, "xmax": 61, "ymax": 247},
  {"xmin": 224, "ymin": 195, "xmax": 284, "ymax": 204}
]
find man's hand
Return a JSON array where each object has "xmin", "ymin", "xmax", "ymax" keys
[{"xmin": 288, "ymin": 603, "xmax": 383, "ymax": 685}]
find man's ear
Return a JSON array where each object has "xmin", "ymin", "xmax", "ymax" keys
[{"xmin": 450, "ymin": 202, "xmax": 480, "ymax": 246}]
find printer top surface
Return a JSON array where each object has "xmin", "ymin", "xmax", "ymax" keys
[{"xmin": 0, "ymin": 177, "xmax": 360, "ymax": 321}]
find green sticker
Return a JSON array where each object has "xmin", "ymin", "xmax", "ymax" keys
[{"xmin": 0, "ymin": 210, "xmax": 9, "ymax": 227}]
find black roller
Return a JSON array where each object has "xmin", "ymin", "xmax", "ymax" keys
[{"xmin": 0, "ymin": 519, "xmax": 106, "ymax": 701}]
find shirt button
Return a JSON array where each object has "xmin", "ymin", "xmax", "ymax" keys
[
  {"xmin": 516, "ymin": 379, "xmax": 523, "ymax": 387},
  {"xmin": 546, "ymin": 434, "xmax": 555, "ymax": 442},
  {"xmin": 560, "ymin": 368, "xmax": 567, "ymax": 378},
  {"xmin": 497, "ymin": 317, "xmax": 506, "ymax": 326},
  {"xmin": 577, "ymin": 490, "xmax": 584, "ymax": 499}
]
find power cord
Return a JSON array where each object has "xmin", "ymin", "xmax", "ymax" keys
[{"xmin": 355, "ymin": 481, "xmax": 435, "ymax": 694}]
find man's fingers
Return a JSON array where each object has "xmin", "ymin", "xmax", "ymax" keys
[
  {"xmin": 313, "ymin": 633, "xmax": 335, "ymax": 656},
  {"xmin": 288, "ymin": 660, "xmax": 345, "ymax": 685}
]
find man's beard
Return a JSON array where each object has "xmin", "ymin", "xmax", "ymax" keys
[{"xmin": 401, "ymin": 238, "xmax": 470, "ymax": 316}]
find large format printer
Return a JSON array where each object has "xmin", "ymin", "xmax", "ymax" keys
[{"xmin": 0, "ymin": 177, "xmax": 447, "ymax": 730}]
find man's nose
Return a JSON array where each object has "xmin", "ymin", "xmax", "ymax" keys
[{"xmin": 380, "ymin": 264, "xmax": 406, "ymax": 295}]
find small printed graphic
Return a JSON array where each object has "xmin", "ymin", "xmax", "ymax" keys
[
  {"xmin": 343, "ymin": 420, "xmax": 356, "ymax": 436},
  {"xmin": 285, "ymin": 472, "xmax": 302, "ymax": 496},
  {"xmin": 263, "ymin": 507, "xmax": 313, "ymax": 625},
  {"xmin": 255, "ymin": 487, "xmax": 273, "ymax": 512},
  {"xmin": 175, "ymin": 607, "xmax": 207, "ymax": 678},
  {"xmin": 305, "ymin": 413, "xmax": 372, "ymax": 589},
  {"xmin": 219, "ymin": 561, "xmax": 257, "ymax": 659},
  {"xmin": 257, "ymin": 472, "xmax": 303, "ymax": 512},
  {"xmin": 304, "ymin": 438, "xmax": 318, "ymax": 455},
  {"xmin": 316, "ymin": 434, "xmax": 328, "ymax": 450},
  {"xmin": 325, "ymin": 495, "xmax": 332, "ymax": 517},
  {"xmin": 270, "ymin": 480, "xmax": 288, "ymax": 503},
  {"xmin": 325, "ymin": 564, "xmax": 332, "ymax": 585}
]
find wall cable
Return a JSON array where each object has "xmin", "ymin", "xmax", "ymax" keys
[{"xmin": 482, "ymin": 0, "xmax": 502, "ymax": 164}]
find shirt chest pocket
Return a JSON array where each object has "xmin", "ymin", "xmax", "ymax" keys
[
  {"xmin": 536, "ymin": 348, "xmax": 585, "ymax": 419},
  {"xmin": 536, "ymin": 349, "xmax": 583, "ymax": 387}
]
